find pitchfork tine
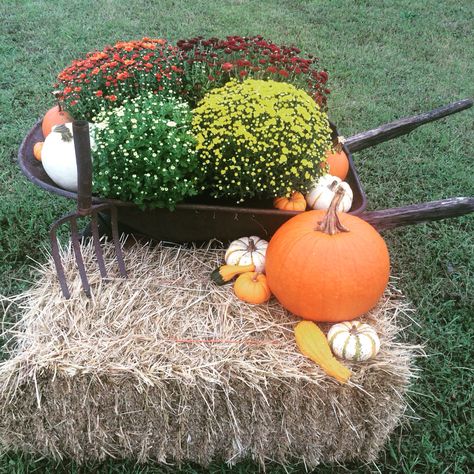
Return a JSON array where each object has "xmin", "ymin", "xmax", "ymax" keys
[
  {"xmin": 90, "ymin": 213, "xmax": 108, "ymax": 278},
  {"xmin": 49, "ymin": 226, "xmax": 71, "ymax": 299},
  {"xmin": 110, "ymin": 206, "xmax": 127, "ymax": 277},
  {"xmin": 69, "ymin": 217, "xmax": 91, "ymax": 297}
]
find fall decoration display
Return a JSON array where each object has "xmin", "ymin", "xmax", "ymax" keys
[
  {"xmin": 324, "ymin": 136, "xmax": 349, "ymax": 180},
  {"xmin": 305, "ymin": 174, "xmax": 353, "ymax": 212},
  {"xmin": 33, "ymin": 142, "xmax": 43, "ymax": 161},
  {"xmin": 327, "ymin": 321, "xmax": 381, "ymax": 361},
  {"xmin": 211, "ymin": 263, "xmax": 256, "ymax": 286},
  {"xmin": 41, "ymin": 123, "xmax": 95, "ymax": 192},
  {"xmin": 295, "ymin": 320, "xmax": 352, "ymax": 383},
  {"xmin": 266, "ymin": 187, "xmax": 390, "ymax": 322},
  {"xmin": 42, "ymin": 104, "xmax": 73, "ymax": 138},
  {"xmin": 92, "ymin": 90, "xmax": 202, "ymax": 210},
  {"xmin": 273, "ymin": 191, "xmax": 307, "ymax": 212},
  {"xmin": 225, "ymin": 236, "xmax": 268, "ymax": 273},
  {"xmin": 234, "ymin": 272, "xmax": 271, "ymax": 304},
  {"xmin": 192, "ymin": 79, "xmax": 332, "ymax": 202}
]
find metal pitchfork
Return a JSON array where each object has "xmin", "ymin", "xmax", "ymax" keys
[{"xmin": 49, "ymin": 121, "xmax": 127, "ymax": 299}]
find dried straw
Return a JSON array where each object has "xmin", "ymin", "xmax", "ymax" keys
[{"xmin": 0, "ymin": 240, "xmax": 420, "ymax": 469}]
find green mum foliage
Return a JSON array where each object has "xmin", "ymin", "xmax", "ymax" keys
[
  {"xmin": 92, "ymin": 91, "xmax": 202, "ymax": 210},
  {"xmin": 192, "ymin": 79, "xmax": 333, "ymax": 202}
]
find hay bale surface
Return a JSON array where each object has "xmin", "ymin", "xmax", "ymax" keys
[{"xmin": 0, "ymin": 241, "xmax": 418, "ymax": 469}]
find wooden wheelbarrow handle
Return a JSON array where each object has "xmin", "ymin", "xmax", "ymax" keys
[
  {"xmin": 345, "ymin": 99, "xmax": 473, "ymax": 153},
  {"xmin": 361, "ymin": 197, "xmax": 474, "ymax": 231}
]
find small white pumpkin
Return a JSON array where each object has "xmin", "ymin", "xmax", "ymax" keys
[
  {"xmin": 327, "ymin": 321, "xmax": 380, "ymax": 361},
  {"xmin": 41, "ymin": 122, "xmax": 95, "ymax": 192},
  {"xmin": 305, "ymin": 174, "xmax": 353, "ymax": 212},
  {"xmin": 225, "ymin": 236, "xmax": 268, "ymax": 273}
]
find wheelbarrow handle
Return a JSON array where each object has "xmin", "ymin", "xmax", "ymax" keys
[
  {"xmin": 361, "ymin": 197, "xmax": 474, "ymax": 231},
  {"xmin": 72, "ymin": 121, "xmax": 93, "ymax": 215},
  {"xmin": 344, "ymin": 99, "xmax": 473, "ymax": 153}
]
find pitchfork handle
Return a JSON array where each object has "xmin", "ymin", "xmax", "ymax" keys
[{"xmin": 73, "ymin": 121, "xmax": 93, "ymax": 215}]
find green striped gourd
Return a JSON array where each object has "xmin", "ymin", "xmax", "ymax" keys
[{"xmin": 327, "ymin": 321, "xmax": 380, "ymax": 361}]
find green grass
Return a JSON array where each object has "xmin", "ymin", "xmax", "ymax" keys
[{"xmin": 0, "ymin": 0, "xmax": 473, "ymax": 472}]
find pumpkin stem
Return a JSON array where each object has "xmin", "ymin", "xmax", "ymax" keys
[
  {"xmin": 315, "ymin": 187, "xmax": 349, "ymax": 235},
  {"xmin": 248, "ymin": 238, "xmax": 257, "ymax": 252},
  {"xmin": 54, "ymin": 124, "xmax": 73, "ymax": 142},
  {"xmin": 333, "ymin": 135, "xmax": 345, "ymax": 153},
  {"xmin": 52, "ymin": 90, "xmax": 64, "ymax": 112}
]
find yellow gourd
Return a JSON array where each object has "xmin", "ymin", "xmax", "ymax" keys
[
  {"xmin": 211, "ymin": 263, "xmax": 256, "ymax": 286},
  {"xmin": 295, "ymin": 320, "xmax": 352, "ymax": 383}
]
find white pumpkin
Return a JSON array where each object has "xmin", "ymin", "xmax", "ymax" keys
[
  {"xmin": 305, "ymin": 174, "xmax": 353, "ymax": 212},
  {"xmin": 41, "ymin": 122, "xmax": 95, "ymax": 192},
  {"xmin": 225, "ymin": 236, "xmax": 268, "ymax": 273},
  {"xmin": 327, "ymin": 321, "xmax": 380, "ymax": 361}
]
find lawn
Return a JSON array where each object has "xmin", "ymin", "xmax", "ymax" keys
[{"xmin": 0, "ymin": 0, "xmax": 473, "ymax": 472}]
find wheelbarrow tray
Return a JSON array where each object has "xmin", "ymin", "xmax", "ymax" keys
[{"xmin": 19, "ymin": 98, "xmax": 474, "ymax": 242}]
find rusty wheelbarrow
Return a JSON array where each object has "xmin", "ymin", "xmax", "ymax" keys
[{"xmin": 18, "ymin": 98, "xmax": 474, "ymax": 297}]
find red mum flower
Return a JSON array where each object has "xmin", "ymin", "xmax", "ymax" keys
[
  {"xmin": 278, "ymin": 69, "xmax": 289, "ymax": 78},
  {"xmin": 236, "ymin": 59, "xmax": 251, "ymax": 67},
  {"xmin": 222, "ymin": 62, "xmax": 233, "ymax": 71},
  {"xmin": 319, "ymin": 70, "xmax": 329, "ymax": 83},
  {"xmin": 95, "ymin": 90, "xmax": 103, "ymax": 97},
  {"xmin": 239, "ymin": 70, "xmax": 248, "ymax": 77}
]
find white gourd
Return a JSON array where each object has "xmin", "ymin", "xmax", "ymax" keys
[
  {"xmin": 41, "ymin": 122, "xmax": 95, "ymax": 192},
  {"xmin": 225, "ymin": 236, "xmax": 268, "ymax": 273},
  {"xmin": 305, "ymin": 174, "xmax": 353, "ymax": 212},
  {"xmin": 327, "ymin": 321, "xmax": 380, "ymax": 361}
]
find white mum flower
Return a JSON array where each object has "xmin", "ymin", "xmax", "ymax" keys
[{"xmin": 166, "ymin": 120, "xmax": 177, "ymax": 127}]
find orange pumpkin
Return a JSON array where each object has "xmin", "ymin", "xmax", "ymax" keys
[
  {"xmin": 323, "ymin": 136, "xmax": 349, "ymax": 180},
  {"xmin": 266, "ymin": 188, "xmax": 390, "ymax": 322},
  {"xmin": 42, "ymin": 105, "xmax": 73, "ymax": 138},
  {"xmin": 234, "ymin": 272, "xmax": 271, "ymax": 304},
  {"xmin": 273, "ymin": 191, "xmax": 306, "ymax": 212},
  {"xmin": 33, "ymin": 142, "xmax": 44, "ymax": 161}
]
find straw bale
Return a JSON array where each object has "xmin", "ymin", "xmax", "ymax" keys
[{"xmin": 0, "ymin": 240, "xmax": 420, "ymax": 469}]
